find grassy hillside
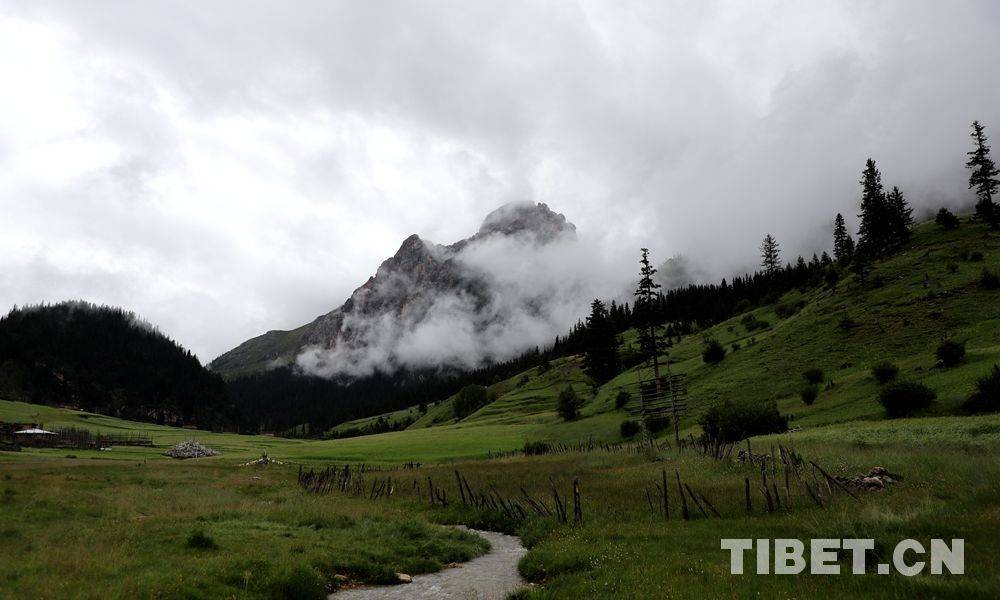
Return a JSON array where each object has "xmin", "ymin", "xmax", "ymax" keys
[{"xmin": 400, "ymin": 218, "xmax": 1000, "ymax": 443}]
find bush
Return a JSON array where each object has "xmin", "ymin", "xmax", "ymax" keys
[
  {"xmin": 702, "ymin": 339, "xmax": 726, "ymax": 364},
  {"xmin": 453, "ymin": 385, "xmax": 494, "ymax": 419},
  {"xmin": 802, "ymin": 368, "xmax": 824, "ymax": 385},
  {"xmin": 619, "ymin": 420, "xmax": 641, "ymax": 438},
  {"xmin": 265, "ymin": 565, "xmax": 326, "ymax": 600},
  {"xmin": 963, "ymin": 364, "xmax": 1000, "ymax": 414},
  {"xmin": 935, "ymin": 207, "xmax": 960, "ymax": 229},
  {"xmin": 556, "ymin": 386, "xmax": 583, "ymax": 421},
  {"xmin": 837, "ymin": 314, "xmax": 858, "ymax": 331},
  {"xmin": 697, "ymin": 400, "xmax": 788, "ymax": 444},
  {"xmin": 969, "ymin": 251, "xmax": 984, "ymax": 262},
  {"xmin": 936, "ymin": 339, "xmax": 966, "ymax": 368},
  {"xmin": 536, "ymin": 359, "xmax": 552, "ymax": 374},
  {"xmin": 878, "ymin": 381, "xmax": 936, "ymax": 418},
  {"xmin": 871, "ymin": 361, "xmax": 899, "ymax": 384},
  {"xmin": 800, "ymin": 385, "xmax": 819, "ymax": 406},
  {"xmin": 522, "ymin": 441, "xmax": 552, "ymax": 456},
  {"xmin": 946, "ymin": 262, "xmax": 959, "ymax": 274},
  {"xmin": 646, "ymin": 415, "xmax": 670, "ymax": 434},
  {"xmin": 743, "ymin": 317, "xmax": 770, "ymax": 331},
  {"xmin": 614, "ymin": 389, "xmax": 631, "ymax": 410},
  {"xmin": 979, "ymin": 269, "xmax": 1000, "ymax": 290},
  {"xmin": 185, "ymin": 529, "xmax": 217, "ymax": 550},
  {"xmin": 774, "ymin": 302, "xmax": 799, "ymax": 318}
]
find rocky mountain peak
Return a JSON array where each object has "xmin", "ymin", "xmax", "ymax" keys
[
  {"xmin": 475, "ymin": 202, "xmax": 575, "ymax": 243},
  {"xmin": 210, "ymin": 202, "xmax": 578, "ymax": 377}
]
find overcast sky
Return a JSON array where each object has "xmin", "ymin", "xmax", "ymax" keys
[{"xmin": 1, "ymin": 0, "xmax": 998, "ymax": 362}]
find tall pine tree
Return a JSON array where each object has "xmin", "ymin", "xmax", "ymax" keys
[
  {"xmin": 582, "ymin": 299, "xmax": 619, "ymax": 383},
  {"xmin": 966, "ymin": 121, "xmax": 999, "ymax": 229},
  {"xmin": 832, "ymin": 213, "xmax": 855, "ymax": 264},
  {"xmin": 856, "ymin": 158, "xmax": 890, "ymax": 259},
  {"xmin": 885, "ymin": 185, "xmax": 913, "ymax": 246},
  {"xmin": 634, "ymin": 248, "xmax": 664, "ymax": 361},
  {"xmin": 760, "ymin": 234, "xmax": 781, "ymax": 275}
]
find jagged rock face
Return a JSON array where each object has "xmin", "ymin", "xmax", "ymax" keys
[
  {"xmin": 471, "ymin": 201, "xmax": 575, "ymax": 244},
  {"xmin": 210, "ymin": 202, "xmax": 575, "ymax": 378}
]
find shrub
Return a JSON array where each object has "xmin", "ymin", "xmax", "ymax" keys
[
  {"xmin": 536, "ymin": 359, "xmax": 552, "ymax": 374},
  {"xmin": 963, "ymin": 365, "xmax": 1000, "ymax": 414},
  {"xmin": 265, "ymin": 565, "xmax": 326, "ymax": 600},
  {"xmin": 936, "ymin": 339, "xmax": 966, "ymax": 367},
  {"xmin": 878, "ymin": 381, "xmax": 936, "ymax": 418},
  {"xmin": 185, "ymin": 529, "xmax": 217, "ymax": 550},
  {"xmin": 979, "ymin": 269, "xmax": 1000, "ymax": 290},
  {"xmin": 614, "ymin": 389, "xmax": 631, "ymax": 410},
  {"xmin": 935, "ymin": 207, "xmax": 960, "ymax": 229},
  {"xmin": 619, "ymin": 420, "xmax": 641, "ymax": 438},
  {"xmin": 697, "ymin": 400, "xmax": 789, "ymax": 444},
  {"xmin": 702, "ymin": 339, "xmax": 726, "ymax": 364},
  {"xmin": 775, "ymin": 302, "xmax": 798, "ymax": 318},
  {"xmin": 453, "ymin": 385, "xmax": 494, "ymax": 419},
  {"xmin": 556, "ymin": 386, "xmax": 583, "ymax": 421},
  {"xmin": 731, "ymin": 342, "xmax": 741, "ymax": 352},
  {"xmin": 871, "ymin": 361, "xmax": 899, "ymax": 384},
  {"xmin": 837, "ymin": 314, "xmax": 857, "ymax": 331},
  {"xmin": 646, "ymin": 415, "xmax": 670, "ymax": 434},
  {"xmin": 969, "ymin": 251, "xmax": 984, "ymax": 262},
  {"xmin": 741, "ymin": 314, "xmax": 770, "ymax": 331},
  {"xmin": 522, "ymin": 441, "xmax": 552, "ymax": 455},
  {"xmin": 800, "ymin": 385, "xmax": 819, "ymax": 406},
  {"xmin": 802, "ymin": 368, "xmax": 824, "ymax": 385}
]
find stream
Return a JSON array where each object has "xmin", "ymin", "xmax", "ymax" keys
[{"xmin": 331, "ymin": 527, "xmax": 528, "ymax": 599}]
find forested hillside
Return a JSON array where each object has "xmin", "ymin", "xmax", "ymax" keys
[{"xmin": 0, "ymin": 302, "xmax": 233, "ymax": 428}]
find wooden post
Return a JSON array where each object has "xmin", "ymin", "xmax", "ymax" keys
[
  {"xmin": 661, "ymin": 469, "xmax": 670, "ymax": 519},
  {"xmin": 456, "ymin": 470, "xmax": 467, "ymax": 506},
  {"xmin": 675, "ymin": 470, "xmax": 689, "ymax": 520},
  {"xmin": 684, "ymin": 483, "xmax": 708, "ymax": 518},
  {"xmin": 744, "ymin": 477, "xmax": 752, "ymax": 515},
  {"xmin": 573, "ymin": 477, "xmax": 583, "ymax": 525}
]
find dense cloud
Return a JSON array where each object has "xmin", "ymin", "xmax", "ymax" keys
[
  {"xmin": 295, "ymin": 211, "xmax": 634, "ymax": 377},
  {"xmin": 1, "ymin": 1, "xmax": 998, "ymax": 361}
]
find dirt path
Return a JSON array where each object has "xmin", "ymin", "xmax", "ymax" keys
[{"xmin": 331, "ymin": 527, "xmax": 527, "ymax": 599}]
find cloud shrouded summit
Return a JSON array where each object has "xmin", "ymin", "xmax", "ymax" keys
[
  {"xmin": 1, "ymin": 1, "xmax": 999, "ymax": 362},
  {"xmin": 212, "ymin": 202, "xmax": 629, "ymax": 378}
]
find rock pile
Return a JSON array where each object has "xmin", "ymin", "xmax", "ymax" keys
[
  {"xmin": 837, "ymin": 466, "xmax": 903, "ymax": 491},
  {"xmin": 164, "ymin": 440, "xmax": 221, "ymax": 459}
]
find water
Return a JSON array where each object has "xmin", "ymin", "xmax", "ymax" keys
[{"xmin": 331, "ymin": 527, "xmax": 528, "ymax": 599}]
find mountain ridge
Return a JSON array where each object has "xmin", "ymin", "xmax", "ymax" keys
[{"xmin": 210, "ymin": 202, "xmax": 575, "ymax": 378}]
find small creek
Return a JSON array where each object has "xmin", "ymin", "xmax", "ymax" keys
[{"xmin": 330, "ymin": 527, "xmax": 527, "ymax": 599}]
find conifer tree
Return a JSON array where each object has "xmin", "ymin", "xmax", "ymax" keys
[
  {"xmin": 857, "ymin": 158, "xmax": 890, "ymax": 259},
  {"xmin": 582, "ymin": 298, "xmax": 619, "ymax": 384},
  {"xmin": 832, "ymin": 213, "xmax": 855, "ymax": 264},
  {"xmin": 966, "ymin": 121, "xmax": 999, "ymax": 228},
  {"xmin": 885, "ymin": 185, "xmax": 913, "ymax": 245},
  {"xmin": 760, "ymin": 234, "xmax": 781, "ymax": 275},
  {"xmin": 634, "ymin": 248, "xmax": 665, "ymax": 363}
]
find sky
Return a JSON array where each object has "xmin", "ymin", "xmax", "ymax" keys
[{"xmin": 1, "ymin": 0, "xmax": 999, "ymax": 363}]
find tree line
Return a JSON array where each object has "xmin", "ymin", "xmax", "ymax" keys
[{"xmin": 578, "ymin": 120, "xmax": 999, "ymax": 384}]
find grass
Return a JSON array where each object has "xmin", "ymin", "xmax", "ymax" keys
[{"xmin": 0, "ymin": 457, "xmax": 488, "ymax": 599}]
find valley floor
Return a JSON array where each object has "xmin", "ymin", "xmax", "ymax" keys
[{"xmin": 1, "ymin": 400, "xmax": 998, "ymax": 599}]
